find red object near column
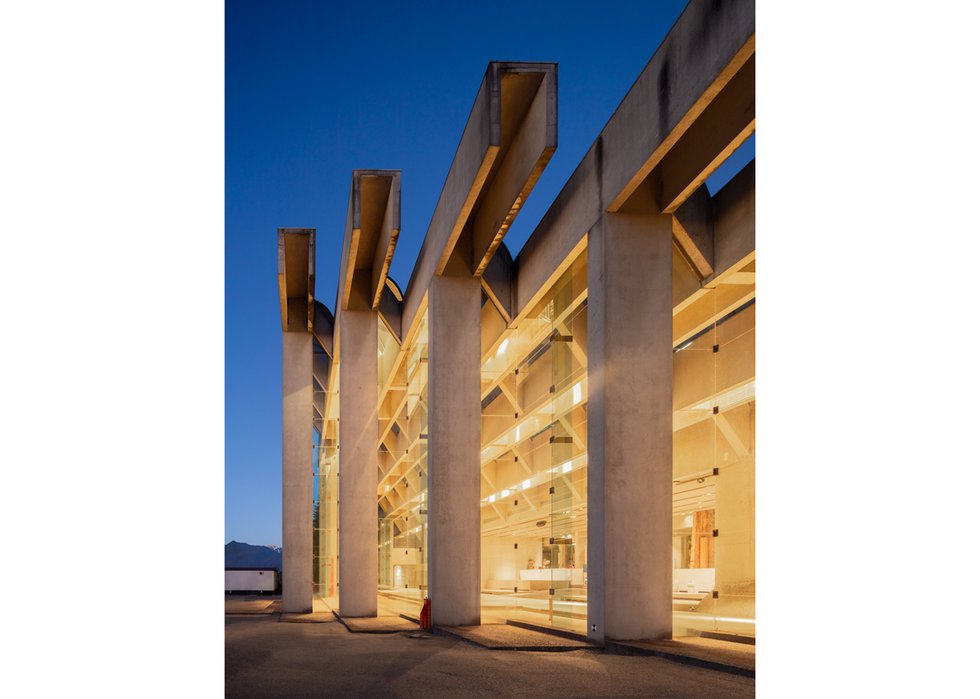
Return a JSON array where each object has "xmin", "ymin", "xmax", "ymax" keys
[{"xmin": 420, "ymin": 597, "xmax": 431, "ymax": 630}]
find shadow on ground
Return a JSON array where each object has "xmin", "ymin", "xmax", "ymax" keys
[{"xmin": 226, "ymin": 615, "xmax": 754, "ymax": 698}]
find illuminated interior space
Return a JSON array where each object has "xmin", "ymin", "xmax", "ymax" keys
[
  {"xmin": 671, "ymin": 248, "xmax": 755, "ymax": 637},
  {"xmin": 375, "ymin": 309, "xmax": 429, "ymax": 616},
  {"xmin": 278, "ymin": 0, "xmax": 755, "ymax": 644},
  {"xmin": 478, "ymin": 252, "xmax": 588, "ymax": 632}
]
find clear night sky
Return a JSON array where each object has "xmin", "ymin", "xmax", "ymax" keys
[{"xmin": 225, "ymin": 0, "xmax": 754, "ymax": 546}]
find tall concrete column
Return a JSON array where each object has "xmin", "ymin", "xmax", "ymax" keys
[
  {"xmin": 427, "ymin": 274, "xmax": 482, "ymax": 626},
  {"xmin": 282, "ymin": 331, "xmax": 313, "ymax": 613},
  {"xmin": 587, "ymin": 210, "xmax": 674, "ymax": 641},
  {"xmin": 338, "ymin": 309, "xmax": 379, "ymax": 617}
]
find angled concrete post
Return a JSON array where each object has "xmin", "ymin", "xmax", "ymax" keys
[
  {"xmin": 587, "ymin": 211, "xmax": 674, "ymax": 641},
  {"xmin": 337, "ymin": 171, "xmax": 401, "ymax": 618},
  {"xmin": 278, "ymin": 228, "xmax": 315, "ymax": 614},
  {"xmin": 427, "ymin": 274, "xmax": 482, "ymax": 626}
]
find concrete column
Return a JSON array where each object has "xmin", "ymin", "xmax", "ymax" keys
[
  {"xmin": 339, "ymin": 309, "xmax": 378, "ymax": 617},
  {"xmin": 587, "ymin": 210, "xmax": 673, "ymax": 641},
  {"xmin": 282, "ymin": 331, "xmax": 313, "ymax": 613},
  {"xmin": 427, "ymin": 274, "xmax": 482, "ymax": 626}
]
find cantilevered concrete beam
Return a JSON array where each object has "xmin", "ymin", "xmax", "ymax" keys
[
  {"xmin": 649, "ymin": 54, "xmax": 754, "ymax": 215},
  {"xmin": 336, "ymin": 170, "xmax": 403, "ymax": 618},
  {"xmin": 278, "ymin": 228, "xmax": 315, "ymax": 332},
  {"xmin": 405, "ymin": 62, "xmax": 555, "ymax": 628},
  {"xmin": 278, "ymin": 228, "xmax": 315, "ymax": 614},
  {"xmin": 514, "ymin": 0, "xmax": 754, "ymax": 322},
  {"xmin": 606, "ymin": 1, "xmax": 755, "ymax": 213},
  {"xmin": 401, "ymin": 62, "xmax": 556, "ymax": 329},
  {"xmin": 480, "ymin": 0, "xmax": 753, "ymax": 645},
  {"xmin": 469, "ymin": 65, "xmax": 557, "ymax": 276},
  {"xmin": 338, "ymin": 170, "xmax": 401, "ymax": 312}
]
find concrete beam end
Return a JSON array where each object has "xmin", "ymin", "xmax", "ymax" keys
[
  {"xmin": 340, "ymin": 170, "xmax": 402, "ymax": 312},
  {"xmin": 278, "ymin": 228, "xmax": 316, "ymax": 332}
]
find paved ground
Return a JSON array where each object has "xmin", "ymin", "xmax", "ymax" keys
[
  {"xmin": 224, "ymin": 596, "xmax": 281, "ymax": 614},
  {"xmin": 226, "ymin": 615, "xmax": 755, "ymax": 698},
  {"xmin": 609, "ymin": 636, "xmax": 755, "ymax": 673},
  {"xmin": 338, "ymin": 615, "xmax": 419, "ymax": 633},
  {"xmin": 440, "ymin": 624, "xmax": 594, "ymax": 651}
]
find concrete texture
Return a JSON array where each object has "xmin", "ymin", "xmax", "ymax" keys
[
  {"xmin": 277, "ymin": 228, "xmax": 315, "ymax": 332},
  {"xmin": 707, "ymin": 160, "xmax": 755, "ymax": 287},
  {"xmin": 225, "ymin": 599, "xmax": 753, "ymax": 675},
  {"xmin": 225, "ymin": 596, "xmax": 281, "ymax": 615},
  {"xmin": 514, "ymin": 0, "xmax": 754, "ymax": 320},
  {"xmin": 278, "ymin": 0, "xmax": 757, "ymax": 644},
  {"xmin": 280, "ymin": 613, "xmax": 336, "ymax": 624},
  {"xmin": 401, "ymin": 63, "xmax": 556, "ymax": 331},
  {"xmin": 604, "ymin": 0, "xmax": 754, "ymax": 212},
  {"xmin": 338, "ymin": 170, "xmax": 401, "ymax": 312},
  {"xmin": 226, "ymin": 615, "xmax": 755, "ymax": 698},
  {"xmin": 281, "ymin": 331, "xmax": 313, "ymax": 614},
  {"xmin": 427, "ymin": 274, "xmax": 482, "ymax": 626},
  {"xmin": 587, "ymin": 211, "xmax": 674, "ymax": 642},
  {"xmin": 438, "ymin": 624, "xmax": 594, "ymax": 651},
  {"xmin": 339, "ymin": 308, "xmax": 379, "ymax": 617},
  {"xmin": 336, "ymin": 615, "xmax": 419, "ymax": 633}
]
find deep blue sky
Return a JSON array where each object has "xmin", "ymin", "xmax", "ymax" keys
[{"xmin": 226, "ymin": 0, "xmax": 753, "ymax": 546}]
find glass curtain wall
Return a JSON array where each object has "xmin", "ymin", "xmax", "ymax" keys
[
  {"xmin": 671, "ymin": 254, "xmax": 755, "ymax": 639},
  {"xmin": 479, "ymin": 251, "xmax": 588, "ymax": 631},
  {"xmin": 314, "ymin": 361, "xmax": 340, "ymax": 609},
  {"xmin": 377, "ymin": 311, "xmax": 428, "ymax": 616}
]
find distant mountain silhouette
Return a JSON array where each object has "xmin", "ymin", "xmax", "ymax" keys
[{"xmin": 225, "ymin": 540, "xmax": 282, "ymax": 571}]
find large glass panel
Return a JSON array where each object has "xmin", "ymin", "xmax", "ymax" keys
[
  {"xmin": 549, "ymin": 271, "xmax": 587, "ymax": 632},
  {"xmin": 314, "ymin": 362, "xmax": 339, "ymax": 610},
  {"xmin": 377, "ymin": 311, "xmax": 428, "ymax": 617},
  {"xmin": 480, "ymin": 251, "xmax": 587, "ymax": 632},
  {"xmin": 672, "ymin": 255, "xmax": 755, "ymax": 641}
]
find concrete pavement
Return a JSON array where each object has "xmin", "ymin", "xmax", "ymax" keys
[{"xmin": 226, "ymin": 614, "xmax": 754, "ymax": 698}]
